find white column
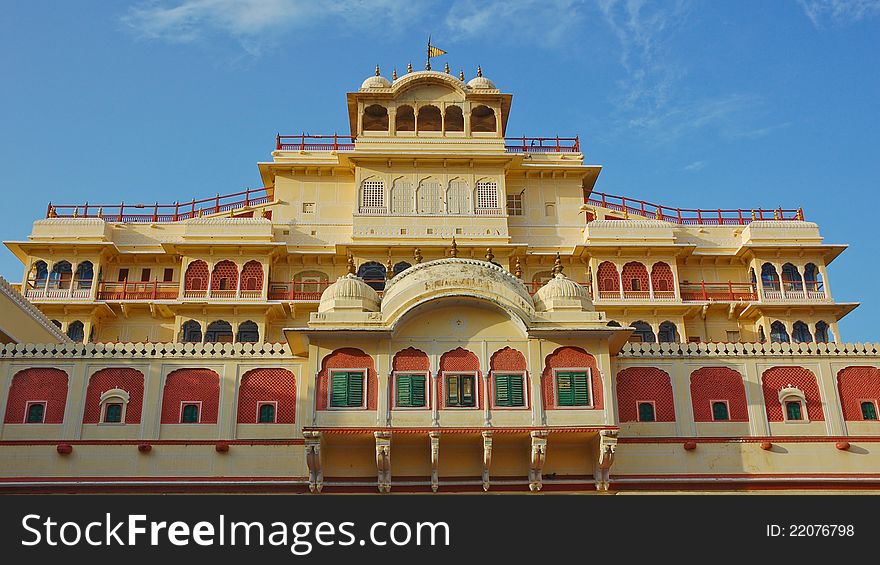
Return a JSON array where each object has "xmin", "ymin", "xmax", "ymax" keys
[
  {"xmin": 776, "ymin": 263, "xmax": 787, "ymax": 299},
  {"xmin": 617, "ymin": 264, "xmax": 624, "ymax": 299},
  {"xmin": 261, "ymin": 262, "xmax": 270, "ymax": 300},
  {"xmin": 648, "ymin": 264, "xmax": 655, "ymax": 299},
  {"xmin": 818, "ymin": 264, "xmax": 832, "ymax": 299},
  {"xmin": 235, "ymin": 262, "xmax": 242, "ymax": 299},
  {"xmin": 206, "ymin": 261, "xmax": 214, "ymax": 299}
]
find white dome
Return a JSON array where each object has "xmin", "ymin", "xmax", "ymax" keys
[
  {"xmin": 467, "ymin": 76, "xmax": 496, "ymax": 90},
  {"xmin": 533, "ymin": 274, "xmax": 593, "ymax": 312},
  {"xmin": 360, "ymin": 75, "xmax": 392, "ymax": 90},
  {"xmin": 318, "ymin": 274, "xmax": 381, "ymax": 313}
]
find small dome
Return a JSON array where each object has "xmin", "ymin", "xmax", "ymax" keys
[
  {"xmin": 467, "ymin": 76, "xmax": 496, "ymax": 90},
  {"xmin": 318, "ymin": 273, "xmax": 381, "ymax": 313},
  {"xmin": 360, "ymin": 75, "xmax": 392, "ymax": 90},
  {"xmin": 533, "ymin": 274, "xmax": 593, "ymax": 312}
]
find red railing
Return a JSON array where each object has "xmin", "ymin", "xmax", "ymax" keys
[
  {"xmin": 680, "ymin": 282, "xmax": 758, "ymax": 302},
  {"xmin": 268, "ymin": 281, "xmax": 333, "ymax": 301},
  {"xmin": 97, "ymin": 281, "xmax": 180, "ymax": 301},
  {"xmin": 276, "ymin": 134, "xmax": 356, "ymax": 151},
  {"xmin": 586, "ymin": 191, "xmax": 804, "ymax": 225},
  {"xmin": 47, "ymin": 187, "xmax": 272, "ymax": 222},
  {"xmin": 504, "ymin": 136, "xmax": 580, "ymax": 153}
]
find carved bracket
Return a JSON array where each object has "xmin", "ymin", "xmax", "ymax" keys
[
  {"xmin": 481, "ymin": 431, "xmax": 493, "ymax": 492},
  {"xmin": 430, "ymin": 431, "xmax": 441, "ymax": 493},
  {"xmin": 529, "ymin": 430, "xmax": 548, "ymax": 492},
  {"xmin": 375, "ymin": 431, "xmax": 392, "ymax": 493},
  {"xmin": 304, "ymin": 431, "xmax": 323, "ymax": 493},
  {"xmin": 596, "ymin": 429, "xmax": 619, "ymax": 492}
]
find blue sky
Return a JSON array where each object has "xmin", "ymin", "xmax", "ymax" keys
[{"xmin": 1, "ymin": 1, "xmax": 878, "ymax": 339}]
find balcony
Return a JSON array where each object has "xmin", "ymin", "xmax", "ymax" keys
[
  {"xmin": 24, "ymin": 281, "xmax": 93, "ymax": 300},
  {"xmin": 97, "ymin": 281, "xmax": 179, "ymax": 301},
  {"xmin": 276, "ymin": 134, "xmax": 581, "ymax": 154},
  {"xmin": 761, "ymin": 281, "xmax": 828, "ymax": 302},
  {"xmin": 680, "ymin": 282, "xmax": 758, "ymax": 302}
]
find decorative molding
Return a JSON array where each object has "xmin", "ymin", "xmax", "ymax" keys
[
  {"xmin": 528, "ymin": 430, "xmax": 548, "ymax": 492},
  {"xmin": 374, "ymin": 431, "xmax": 392, "ymax": 493},
  {"xmin": 429, "ymin": 431, "xmax": 440, "ymax": 493},
  {"xmin": 481, "ymin": 430, "xmax": 493, "ymax": 492},
  {"xmin": 0, "ymin": 277, "xmax": 70, "ymax": 343},
  {"xmin": 618, "ymin": 341, "xmax": 880, "ymax": 358},
  {"xmin": 596, "ymin": 429, "xmax": 618, "ymax": 492},
  {"xmin": 304, "ymin": 431, "xmax": 323, "ymax": 493},
  {"xmin": 0, "ymin": 341, "xmax": 294, "ymax": 359}
]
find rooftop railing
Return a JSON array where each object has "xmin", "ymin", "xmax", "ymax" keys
[
  {"xmin": 46, "ymin": 187, "xmax": 272, "ymax": 222},
  {"xmin": 275, "ymin": 133, "xmax": 581, "ymax": 154},
  {"xmin": 586, "ymin": 191, "xmax": 804, "ymax": 225}
]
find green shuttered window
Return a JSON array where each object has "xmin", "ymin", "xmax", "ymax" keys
[
  {"xmin": 494, "ymin": 374, "xmax": 525, "ymax": 407},
  {"xmin": 446, "ymin": 374, "xmax": 476, "ymax": 407},
  {"xmin": 330, "ymin": 371, "xmax": 365, "ymax": 408},
  {"xmin": 555, "ymin": 370, "xmax": 590, "ymax": 407},
  {"xmin": 396, "ymin": 374, "xmax": 427, "ymax": 407}
]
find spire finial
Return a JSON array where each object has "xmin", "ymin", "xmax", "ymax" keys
[
  {"xmin": 386, "ymin": 254, "xmax": 394, "ymax": 280},
  {"xmin": 97, "ymin": 207, "xmax": 103, "ymax": 218},
  {"xmin": 751, "ymin": 209, "xmax": 757, "ymax": 221},
  {"xmin": 73, "ymin": 206, "xmax": 79, "ymax": 218},
  {"xmin": 426, "ymin": 60, "xmax": 431, "ymax": 71},
  {"xmin": 414, "ymin": 248, "xmax": 423, "ymax": 264},
  {"xmin": 392, "ymin": 68, "xmax": 398, "ymax": 80},
  {"xmin": 450, "ymin": 237, "xmax": 458, "ymax": 258},
  {"xmin": 375, "ymin": 64, "xmax": 380, "ymax": 76},
  {"xmin": 48, "ymin": 205, "xmax": 56, "ymax": 218},
  {"xmin": 445, "ymin": 62, "xmax": 450, "ymax": 74},
  {"xmin": 477, "ymin": 65, "xmax": 482, "ymax": 77},
  {"xmin": 347, "ymin": 254, "xmax": 356, "ymax": 275},
  {"xmin": 485, "ymin": 248, "xmax": 494, "ymax": 263},
  {"xmin": 407, "ymin": 62, "xmax": 413, "ymax": 73},
  {"xmin": 796, "ymin": 207, "xmax": 804, "ymax": 221},
  {"xmin": 459, "ymin": 69, "xmax": 465, "ymax": 81},
  {"xmin": 552, "ymin": 253, "xmax": 564, "ymax": 276},
  {"xmin": 514, "ymin": 257, "xmax": 522, "ymax": 278}
]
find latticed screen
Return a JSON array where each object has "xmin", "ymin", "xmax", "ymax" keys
[
  {"xmin": 395, "ymin": 374, "xmax": 426, "ymax": 407},
  {"xmin": 506, "ymin": 193, "xmax": 523, "ymax": 215},
  {"xmin": 391, "ymin": 180, "xmax": 414, "ymax": 214},
  {"xmin": 330, "ymin": 371, "xmax": 364, "ymax": 408},
  {"xmin": 447, "ymin": 180, "xmax": 470, "ymax": 214},
  {"xmin": 361, "ymin": 180, "xmax": 385, "ymax": 209},
  {"xmin": 417, "ymin": 181, "xmax": 443, "ymax": 214},
  {"xmin": 494, "ymin": 374, "xmax": 524, "ymax": 407},
  {"xmin": 555, "ymin": 370, "xmax": 590, "ymax": 406},
  {"xmin": 476, "ymin": 181, "xmax": 499, "ymax": 209}
]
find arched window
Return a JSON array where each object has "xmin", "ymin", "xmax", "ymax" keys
[
  {"xmin": 33, "ymin": 261, "xmax": 48, "ymax": 283},
  {"xmin": 184, "ymin": 260, "xmax": 209, "ymax": 292},
  {"xmin": 782, "ymin": 263, "xmax": 803, "ymax": 292},
  {"xmin": 362, "ymin": 104, "xmax": 389, "ymax": 131},
  {"xmin": 638, "ymin": 402, "xmax": 656, "ymax": 422},
  {"xmin": 210, "ymin": 260, "xmax": 238, "ymax": 296},
  {"xmin": 26, "ymin": 403, "xmax": 45, "ymax": 423},
  {"xmin": 67, "ymin": 320, "xmax": 85, "ymax": 343},
  {"xmin": 658, "ymin": 321, "xmax": 678, "ymax": 343},
  {"xmin": 237, "ymin": 368, "xmax": 296, "ymax": 424},
  {"xmin": 804, "ymin": 263, "xmax": 823, "ymax": 295},
  {"xmin": 181, "ymin": 320, "xmax": 202, "ymax": 343},
  {"xmin": 395, "ymin": 105, "xmax": 415, "ymax": 131},
  {"xmin": 50, "ymin": 261, "xmax": 72, "ymax": 289},
  {"xmin": 181, "ymin": 404, "xmax": 200, "ymax": 423},
  {"xmin": 236, "ymin": 320, "xmax": 259, "ymax": 343},
  {"xmin": 258, "ymin": 403, "xmax": 276, "ymax": 423},
  {"xmin": 607, "ymin": 320, "xmax": 622, "ymax": 327},
  {"xmin": 98, "ymin": 388, "xmax": 130, "ymax": 424},
  {"xmin": 475, "ymin": 180, "xmax": 499, "ymax": 210},
  {"xmin": 74, "ymin": 261, "xmax": 94, "ymax": 289},
  {"xmin": 4, "ymin": 368, "xmax": 69, "ymax": 424},
  {"xmin": 390, "ymin": 179, "xmax": 414, "ymax": 214},
  {"xmin": 770, "ymin": 321, "xmax": 790, "ymax": 343},
  {"xmin": 597, "ymin": 262, "xmax": 620, "ymax": 297},
  {"xmin": 360, "ymin": 179, "xmax": 385, "ymax": 211},
  {"xmin": 293, "ymin": 270, "xmax": 329, "ymax": 299},
  {"xmin": 861, "ymin": 401, "xmax": 878, "ymax": 421},
  {"xmin": 761, "ymin": 263, "xmax": 780, "ymax": 291},
  {"xmin": 712, "ymin": 401, "xmax": 730, "ymax": 421},
  {"xmin": 205, "ymin": 320, "xmax": 233, "ymax": 343},
  {"xmin": 447, "ymin": 179, "xmax": 470, "ymax": 214},
  {"xmin": 650, "ymin": 262, "xmax": 675, "ymax": 296},
  {"xmin": 622, "ymin": 262, "xmax": 649, "ymax": 296},
  {"xmin": 792, "ymin": 321, "xmax": 812, "ymax": 343},
  {"xmin": 759, "ymin": 325, "xmax": 767, "ymax": 343},
  {"xmin": 777, "ymin": 386, "xmax": 808, "ymax": 422},
  {"xmin": 445, "ymin": 105, "xmax": 464, "ymax": 131},
  {"xmin": 240, "ymin": 261, "xmax": 263, "ymax": 294},
  {"xmin": 815, "ymin": 320, "xmax": 833, "ymax": 343},
  {"xmin": 417, "ymin": 105, "xmax": 442, "ymax": 131},
  {"xmin": 357, "ymin": 262, "xmax": 386, "ymax": 291},
  {"xmin": 471, "ymin": 105, "xmax": 496, "ymax": 132},
  {"xmin": 83, "ymin": 368, "xmax": 144, "ymax": 425},
  {"xmin": 417, "ymin": 178, "xmax": 443, "ymax": 214},
  {"xmin": 393, "ymin": 261, "xmax": 411, "ymax": 276},
  {"xmin": 630, "ymin": 321, "xmax": 656, "ymax": 343}
]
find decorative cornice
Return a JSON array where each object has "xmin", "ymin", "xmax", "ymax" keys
[
  {"xmin": 618, "ymin": 341, "xmax": 880, "ymax": 358},
  {"xmin": 587, "ymin": 219, "xmax": 672, "ymax": 228},
  {"xmin": 184, "ymin": 218, "xmax": 271, "ymax": 225},
  {"xmin": 0, "ymin": 341, "xmax": 293, "ymax": 359},
  {"xmin": 384, "ymin": 257, "xmax": 522, "ymax": 293},
  {"xmin": 32, "ymin": 218, "xmax": 105, "ymax": 226},
  {"xmin": 747, "ymin": 221, "xmax": 818, "ymax": 229},
  {"xmin": 0, "ymin": 277, "xmax": 69, "ymax": 343}
]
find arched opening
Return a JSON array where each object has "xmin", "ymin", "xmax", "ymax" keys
[
  {"xmin": 161, "ymin": 368, "xmax": 220, "ymax": 424},
  {"xmin": 293, "ymin": 270, "xmax": 329, "ymax": 300},
  {"xmin": 417, "ymin": 178, "xmax": 443, "ymax": 214},
  {"xmin": 804, "ymin": 263, "xmax": 823, "ymax": 295},
  {"xmin": 630, "ymin": 321, "xmax": 656, "ymax": 343},
  {"xmin": 597, "ymin": 261, "xmax": 620, "ymax": 298},
  {"xmin": 211, "ymin": 260, "xmax": 238, "ymax": 296},
  {"xmin": 759, "ymin": 325, "xmax": 767, "ymax": 343},
  {"xmin": 236, "ymin": 320, "xmax": 259, "ymax": 343},
  {"xmin": 184, "ymin": 260, "xmax": 209, "ymax": 295},
  {"xmin": 815, "ymin": 320, "xmax": 833, "ymax": 343},
  {"xmin": 792, "ymin": 321, "xmax": 812, "ymax": 343},
  {"xmin": 205, "ymin": 320, "xmax": 233, "ymax": 343},
  {"xmin": 607, "ymin": 320, "xmax": 622, "ymax": 327},
  {"xmin": 74, "ymin": 261, "xmax": 94, "ymax": 289},
  {"xmin": 240, "ymin": 261, "xmax": 263, "ymax": 294},
  {"xmin": 393, "ymin": 261, "xmax": 411, "ymax": 276},
  {"xmin": 66, "ymin": 320, "xmax": 85, "ymax": 343},
  {"xmin": 395, "ymin": 105, "xmax": 415, "ymax": 131},
  {"xmin": 362, "ymin": 104, "xmax": 389, "ymax": 131},
  {"xmin": 3, "ymin": 368, "xmax": 69, "ymax": 424},
  {"xmin": 622, "ymin": 262, "xmax": 649, "ymax": 297},
  {"xmin": 446, "ymin": 179, "xmax": 470, "ymax": 214},
  {"xmin": 390, "ymin": 179, "xmax": 414, "ymax": 214},
  {"xmin": 770, "ymin": 321, "xmax": 790, "ymax": 343},
  {"xmin": 360, "ymin": 179, "xmax": 385, "ymax": 211},
  {"xmin": 32, "ymin": 261, "xmax": 48, "ymax": 283},
  {"xmin": 471, "ymin": 105, "xmax": 496, "ymax": 132},
  {"xmin": 83, "ymin": 368, "xmax": 144, "ymax": 425},
  {"xmin": 357, "ymin": 261, "xmax": 387, "ymax": 291},
  {"xmin": 782, "ymin": 263, "xmax": 803, "ymax": 293},
  {"xmin": 658, "ymin": 321, "xmax": 678, "ymax": 343},
  {"xmin": 181, "ymin": 320, "xmax": 202, "ymax": 343},
  {"xmin": 237, "ymin": 368, "xmax": 296, "ymax": 424},
  {"xmin": 50, "ymin": 261, "xmax": 72, "ymax": 290},
  {"xmin": 761, "ymin": 263, "xmax": 780, "ymax": 293},
  {"xmin": 651, "ymin": 262, "xmax": 675, "ymax": 297},
  {"xmin": 444, "ymin": 105, "xmax": 464, "ymax": 131},
  {"xmin": 474, "ymin": 180, "xmax": 499, "ymax": 211},
  {"xmin": 417, "ymin": 105, "xmax": 442, "ymax": 131}
]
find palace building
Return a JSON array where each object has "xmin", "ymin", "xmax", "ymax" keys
[{"xmin": 1, "ymin": 64, "xmax": 878, "ymax": 493}]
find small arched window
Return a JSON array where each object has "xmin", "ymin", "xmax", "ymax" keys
[
  {"xmin": 761, "ymin": 263, "xmax": 780, "ymax": 291},
  {"xmin": 26, "ymin": 402, "xmax": 45, "ymax": 423},
  {"xmin": 804, "ymin": 263, "xmax": 823, "ymax": 293},
  {"xmin": 33, "ymin": 261, "xmax": 48, "ymax": 283},
  {"xmin": 258, "ymin": 402, "xmax": 276, "ymax": 423},
  {"xmin": 75, "ymin": 261, "xmax": 94, "ymax": 288},
  {"xmin": 393, "ymin": 261, "xmax": 411, "ymax": 276},
  {"xmin": 417, "ymin": 178, "xmax": 443, "ymax": 215},
  {"xmin": 445, "ymin": 106, "xmax": 464, "ymax": 131},
  {"xmin": 362, "ymin": 104, "xmax": 389, "ymax": 131},
  {"xmin": 777, "ymin": 386, "xmax": 808, "ymax": 422},
  {"xmin": 782, "ymin": 263, "xmax": 803, "ymax": 291},
  {"xmin": 712, "ymin": 401, "xmax": 730, "ymax": 421},
  {"xmin": 99, "ymin": 388, "xmax": 130, "ymax": 424},
  {"xmin": 395, "ymin": 105, "xmax": 415, "ymax": 131},
  {"xmin": 792, "ymin": 321, "xmax": 812, "ymax": 343},
  {"xmin": 630, "ymin": 321, "xmax": 656, "ymax": 343},
  {"xmin": 861, "ymin": 401, "xmax": 878, "ymax": 421},
  {"xmin": 360, "ymin": 179, "xmax": 385, "ymax": 210},
  {"xmin": 390, "ymin": 179, "xmax": 414, "ymax": 215},
  {"xmin": 815, "ymin": 321, "xmax": 833, "ymax": 343},
  {"xmin": 475, "ymin": 181, "xmax": 499, "ymax": 210},
  {"xmin": 67, "ymin": 320, "xmax": 85, "ymax": 343},
  {"xmin": 658, "ymin": 321, "xmax": 678, "ymax": 343},
  {"xmin": 205, "ymin": 320, "xmax": 233, "ymax": 343},
  {"xmin": 417, "ymin": 105, "xmax": 442, "ymax": 131},
  {"xmin": 181, "ymin": 403, "xmax": 200, "ymax": 423},
  {"xmin": 471, "ymin": 105, "xmax": 496, "ymax": 132},
  {"xmin": 237, "ymin": 320, "xmax": 259, "ymax": 343},
  {"xmin": 770, "ymin": 321, "xmax": 790, "ymax": 343},
  {"xmin": 447, "ymin": 179, "xmax": 470, "ymax": 215},
  {"xmin": 638, "ymin": 402, "xmax": 656, "ymax": 422},
  {"xmin": 181, "ymin": 320, "xmax": 202, "ymax": 343},
  {"xmin": 357, "ymin": 262, "xmax": 386, "ymax": 291},
  {"xmin": 50, "ymin": 261, "xmax": 73, "ymax": 289},
  {"xmin": 607, "ymin": 320, "xmax": 622, "ymax": 327}
]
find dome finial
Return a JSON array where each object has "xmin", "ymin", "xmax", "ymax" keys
[
  {"xmin": 477, "ymin": 65, "xmax": 482, "ymax": 77},
  {"xmin": 450, "ymin": 237, "xmax": 459, "ymax": 258},
  {"xmin": 514, "ymin": 257, "xmax": 522, "ymax": 278},
  {"xmin": 392, "ymin": 68, "xmax": 398, "ymax": 80},
  {"xmin": 444, "ymin": 62, "xmax": 450, "ymax": 74},
  {"xmin": 459, "ymin": 69, "xmax": 465, "ymax": 81},
  {"xmin": 347, "ymin": 254, "xmax": 356, "ymax": 275},
  {"xmin": 386, "ymin": 254, "xmax": 394, "ymax": 280},
  {"xmin": 414, "ymin": 247, "xmax": 423, "ymax": 264},
  {"xmin": 552, "ymin": 252, "xmax": 564, "ymax": 276},
  {"xmin": 485, "ymin": 248, "xmax": 494, "ymax": 263},
  {"xmin": 407, "ymin": 62, "xmax": 413, "ymax": 73},
  {"xmin": 375, "ymin": 64, "xmax": 380, "ymax": 76}
]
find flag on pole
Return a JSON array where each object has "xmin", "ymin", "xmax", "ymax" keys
[{"xmin": 428, "ymin": 44, "xmax": 447, "ymax": 58}]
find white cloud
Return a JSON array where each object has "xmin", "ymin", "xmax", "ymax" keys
[
  {"xmin": 683, "ymin": 160, "xmax": 704, "ymax": 171},
  {"xmin": 797, "ymin": 0, "xmax": 880, "ymax": 28},
  {"xmin": 444, "ymin": 0, "xmax": 586, "ymax": 45}
]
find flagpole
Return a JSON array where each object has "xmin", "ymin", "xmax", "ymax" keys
[{"xmin": 427, "ymin": 35, "xmax": 431, "ymax": 71}]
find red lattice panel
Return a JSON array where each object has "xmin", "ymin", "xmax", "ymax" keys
[
  {"xmin": 762, "ymin": 366, "xmax": 825, "ymax": 422},
  {"xmin": 392, "ymin": 347, "xmax": 430, "ymax": 372},
  {"xmin": 621, "ymin": 262, "xmax": 649, "ymax": 292},
  {"xmin": 616, "ymin": 367, "xmax": 675, "ymax": 422},
  {"xmin": 439, "ymin": 348, "xmax": 483, "ymax": 408},
  {"xmin": 597, "ymin": 261, "xmax": 619, "ymax": 292},
  {"xmin": 317, "ymin": 348, "xmax": 377, "ymax": 411},
  {"xmin": 82, "ymin": 368, "xmax": 145, "ymax": 424},
  {"xmin": 690, "ymin": 367, "xmax": 749, "ymax": 422},
  {"xmin": 837, "ymin": 366, "xmax": 880, "ymax": 421},
  {"xmin": 211, "ymin": 260, "xmax": 239, "ymax": 291},
  {"xmin": 490, "ymin": 346, "xmax": 527, "ymax": 371},
  {"xmin": 3, "ymin": 368, "xmax": 68, "ymax": 424},
  {"xmin": 184, "ymin": 260, "xmax": 209, "ymax": 290},
  {"xmin": 240, "ymin": 261, "xmax": 264, "ymax": 291},
  {"xmin": 160, "ymin": 368, "xmax": 220, "ymax": 423},
  {"xmin": 237, "ymin": 368, "xmax": 296, "ymax": 424},
  {"xmin": 651, "ymin": 262, "xmax": 675, "ymax": 293},
  {"xmin": 541, "ymin": 347, "xmax": 602, "ymax": 409}
]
